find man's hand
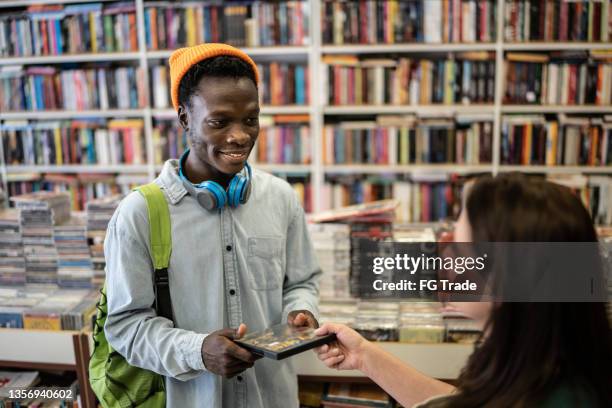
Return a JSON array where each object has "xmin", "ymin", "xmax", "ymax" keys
[
  {"xmin": 287, "ymin": 310, "xmax": 319, "ymax": 328},
  {"xmin": 201, "ymin": 323, "xmax": 261, "ymax": 378}
]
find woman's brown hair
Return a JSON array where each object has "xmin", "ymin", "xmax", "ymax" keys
[{"xmin": 447, "ymin": 173, "xmax": 611, "ymax": 407}]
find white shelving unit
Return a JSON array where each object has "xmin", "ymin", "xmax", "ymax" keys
[{"xmin": 1, "ymin": 0, "xmax": 611, "ymax": 212}]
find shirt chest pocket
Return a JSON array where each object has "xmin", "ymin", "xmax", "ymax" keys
[{"xmin": 247, "ymin": 236, "xmax": 284, "ymax": 290}]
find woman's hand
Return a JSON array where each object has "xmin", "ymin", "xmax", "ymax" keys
[{"xmin": 313, "ymin": 323, "xmax": 370, "ymax": 371}]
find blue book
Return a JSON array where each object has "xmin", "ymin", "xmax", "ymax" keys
[
  {"xmin": 295, "ymin": 66, "xmax": 305, "ymax": 104},
  {"xmin": 0, "ymin": 308, "xmax": 24, "ymax": 328},
  {"xmin": 144, "ymin": 9, "xmax": 151, "ymax": 49},
  {"xmin": 35, "ymin": 76, "xmax": 44, "ymax": 110},
  {"xmin": 55, "ymin": 19, "xmax": 63, "ymax": 54}
]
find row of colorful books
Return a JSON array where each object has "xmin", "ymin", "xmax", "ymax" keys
[
  {"xmin": 501, "ymin": 114, "xmax": 612, "ymax": 166},
  {"xmin": 0, "ymin": 2, "xmax": 138, "ymax": 57},
  {"xmin": 504, "ymin": 0, "xmax": 611, "ymax": 42},
  {"xmin": 1, "ymin": 120, "xmax": 146, "ymax": 166},
  {"xmin": 505, "ymin": 53, "xmax": 612, "ymax": 105},
  {"xmin": 322, "ymin": 55, "xmax": 495, "ymax": 105},
  {"xmin": 322, "ymin": 0, "xmax": 497, "ymax": 45},
  {"xmin": 323, "ymin": 117, "xmax": 493, "ymax": 165},
  {"xmin": 321, "ymin": 173, "xmax": 612, "ymax": 225},
  {"xmin": 255, "ymin": 123, "xmax": 311, "ymax": 165},
  {"xmin": 1, "ymin": 118, "xmax": 315, "ymax": 167},
  {"xmin": 5, "ymin": 173, "xmax": 137, "ymax": 212},
  {"xmin": 144, "ymin": 1, "xmax": 309, "ymax": 49},
  {"xmin": 149, "ymin": 61, "xmax": 309, "ymax": 109},
  {"xmin": 0, "ymin": 65, "xmax": 146, "ymax": 111},
  {"xmin": 0, "ymin": 284, "xmax": 99, "ymax": 330}
]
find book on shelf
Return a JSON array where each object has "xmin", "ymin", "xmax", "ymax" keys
[
  {"xmin": 501, "ymin": 114, "xmax": 612, "ymax": 166},
  {"xmin": 322, "ymin": 54, "xmax": 495, "ymax": 106},
  {"xmin": 0, "ymin": 64, "xmax": 146, "ymax": 111},
  {"xmin": 504, "ymin": 51, "xmax": 612, "ymax": 105},
  {"xmin": 307, "ymin": 223, "xmax": 351, "ymax": 299},
  {"xmin": 504, "ymin": 0, "xmax": 610, "ymax": 42},
  {"xmin": 54, "ymin": 212, "xmax": 94, "ymax": 289},
  {"xmin": 0, "ymin": 208, "xmax": 26, "ymax": 287},
  {"xmin": 1, "ymin": 119, "xmax": 146, "ymax": 167},
  {"xmin": 323, "ymin": 116, "xmax": 493, "ymax": 165},
  {"xmin": 0, "ymin": 2, "xmax": 138, "ymax": 58},
  {"xmin": 144, "ymin": 1, "xmax": 309, "ymax": 50},
  {"xmin": 322, "ymin": 0, "xmax": 497, "ymax": 45}
]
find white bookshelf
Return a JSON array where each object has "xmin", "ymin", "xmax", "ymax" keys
[{"xmin": 0, "ymin": 0, "xmax": 611, "ymax": 213}]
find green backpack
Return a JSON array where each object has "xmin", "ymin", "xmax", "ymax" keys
[{"xmin": 89, "ymin": 183, "xmax": 174, "ymax": 408}]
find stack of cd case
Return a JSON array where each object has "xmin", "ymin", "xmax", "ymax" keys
[{"xmin": 235, "ymin": 323, "xmax": 336, "ymax": 360}]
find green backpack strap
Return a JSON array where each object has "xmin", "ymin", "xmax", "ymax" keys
[
  {"xmin": 89, "ymin": 182, "xmax": 172, "ymax": 408},
  {"xmin": 136, "ymin": 183, "xmax": 173, "ymax": 321}
]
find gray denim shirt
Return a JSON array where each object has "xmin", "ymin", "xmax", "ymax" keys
[{"xmin": 104, "ymin": 159, "xmax": 321, "ymax": 408}]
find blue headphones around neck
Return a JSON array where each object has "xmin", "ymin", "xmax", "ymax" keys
[{"xmin": 178, "ymin": 149, "xmax": 252, "ymax": 211}]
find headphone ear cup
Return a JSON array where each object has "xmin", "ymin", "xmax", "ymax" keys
[
  {"xmin": 201, "ymin": 181, "xmax": 227, "ymax": 209},
  {"xmin": 195, "ymin": 189, "xmax": 216, "ymax": 211}
]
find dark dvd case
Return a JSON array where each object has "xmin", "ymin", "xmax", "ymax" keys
[{"xmin": 234, "ymin": 323, "xmax": 336, "ymax": 360}]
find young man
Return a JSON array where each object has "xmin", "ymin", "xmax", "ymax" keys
[{"xmin": 103, "ymin": 43, "xmax": 321, "ymax": 407}]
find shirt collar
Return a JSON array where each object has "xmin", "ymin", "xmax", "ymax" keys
[{"xmin": 157, "ymin": 159, "xmax": 189, "ymax": 205}]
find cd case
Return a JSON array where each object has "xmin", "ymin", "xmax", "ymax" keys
[{"xmin": 235, "ymin": 323, "xmax": 336, "ymax": 360}]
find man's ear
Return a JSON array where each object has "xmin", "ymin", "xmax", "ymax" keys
[{"xmin": 178, "ymin": 104, "xmax": 190, "ymax": 132}]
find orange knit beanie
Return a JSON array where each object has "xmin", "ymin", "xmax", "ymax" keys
[{"xmin": 169, "ymin": 43, "xmax": 260, "ymax": 111}]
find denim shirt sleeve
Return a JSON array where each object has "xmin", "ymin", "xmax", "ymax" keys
[
  {"xmin": 103, "ymin": 191, "xmax": 208, "ymax": 380},
  {"xmin": 281, "ymin": 190, "xmax": 322, "ymax": 323}
]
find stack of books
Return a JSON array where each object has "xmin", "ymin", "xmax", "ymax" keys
[
  {"xmin": 323, "ymin": 116, "xmax": 493, "ymax": 165},
  {"xmin": 0, "ymin": 65, "xmax": 146, "ymax": 112},
  {"xmin": 504, "ymin": 51, "xmax": 612, "ymax": 106},
  {"xmin": 86, "ymin": 194, "xmax": 122, "ymax": 284},
  {"xmin": 322, "ymin": 54, "xmax": 495, "ymax": 106},
  {"xmin": 504, "ymin": 0, "xmax": 610, "ymax": 42},
  {"xmin": 0, "ymin": 209, "xmax": 26, "ymax": 286},
  {"xmin": 0, "ymin": 2, "xmax": 138, "ymax": 57},
  {"xmin": 501, "ymin": 114, "xmax": 612, "ymax": 166},
  {"xmin": 54, "ymin": 212, "xmax": 94, "ymax": 288},
  {"xmin": 143, "ymin": 1, "xmax": 309, "ymax": 49},
  {"xmin": 255, "ymin": 117, "xmax": 311, "ymax": 164},
  {"xmin": 11, "ymin": 191, "xmax": 71, "ymax": 285},
  {"xmin": 307, "ymin": 223, "xmax": 351, "ymax": 299},
  {"xmin": 1, "ymin": 119, "xmax": 146, "ymax": 166},
  {"xmin": 322, "ymin": 0, "xmax": 497, "ymax": 45}
]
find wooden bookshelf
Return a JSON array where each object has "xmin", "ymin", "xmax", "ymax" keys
[{"xmin": 0, "ymin": 0, "xmax": 611, "ymax": 214}]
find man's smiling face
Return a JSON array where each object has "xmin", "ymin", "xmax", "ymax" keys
[{"xmin": 183, "ymin": 75, "xmax": 260, "ymax": 179}]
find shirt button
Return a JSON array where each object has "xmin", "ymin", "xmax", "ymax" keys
[
  {"xmin": 226, "ymin": 245, "xmax": 232, "ymax": 251},
  {"xmin": 237, "ymin": 376, "xmax": 243, "ymax": 382},
  {"xmin": 229, "ymin": 289, "xmax": 236, "ymax": 296}
]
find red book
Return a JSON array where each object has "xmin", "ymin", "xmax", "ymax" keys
[
  {"xmin": 479, "ymin": 0, "xmax": 487, "ymax": 42},
  {"xmin": 123, "ymin": 130, "xmax": 134, "ymax": 164},
  {"xmin": 559, "ymin": 1, "xmax": 568, "ymax": 41},
  {"xmin": 211, "ymin": 7, "xmax": 218, "ymax": 43},
  {"xmin": 359, "ymin": 0, "xmax": 367, "ymax": 43},
  {"xmin": 568, "ymin": 64, "xmax": 577, "ymax": 105},
  {"xmin": 129, "ymin": 13, "xmax": 137, "ymax": 51},
  {"xmin": 333, "ymin": 66, "xmax": 341, "ymax": 105}
]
